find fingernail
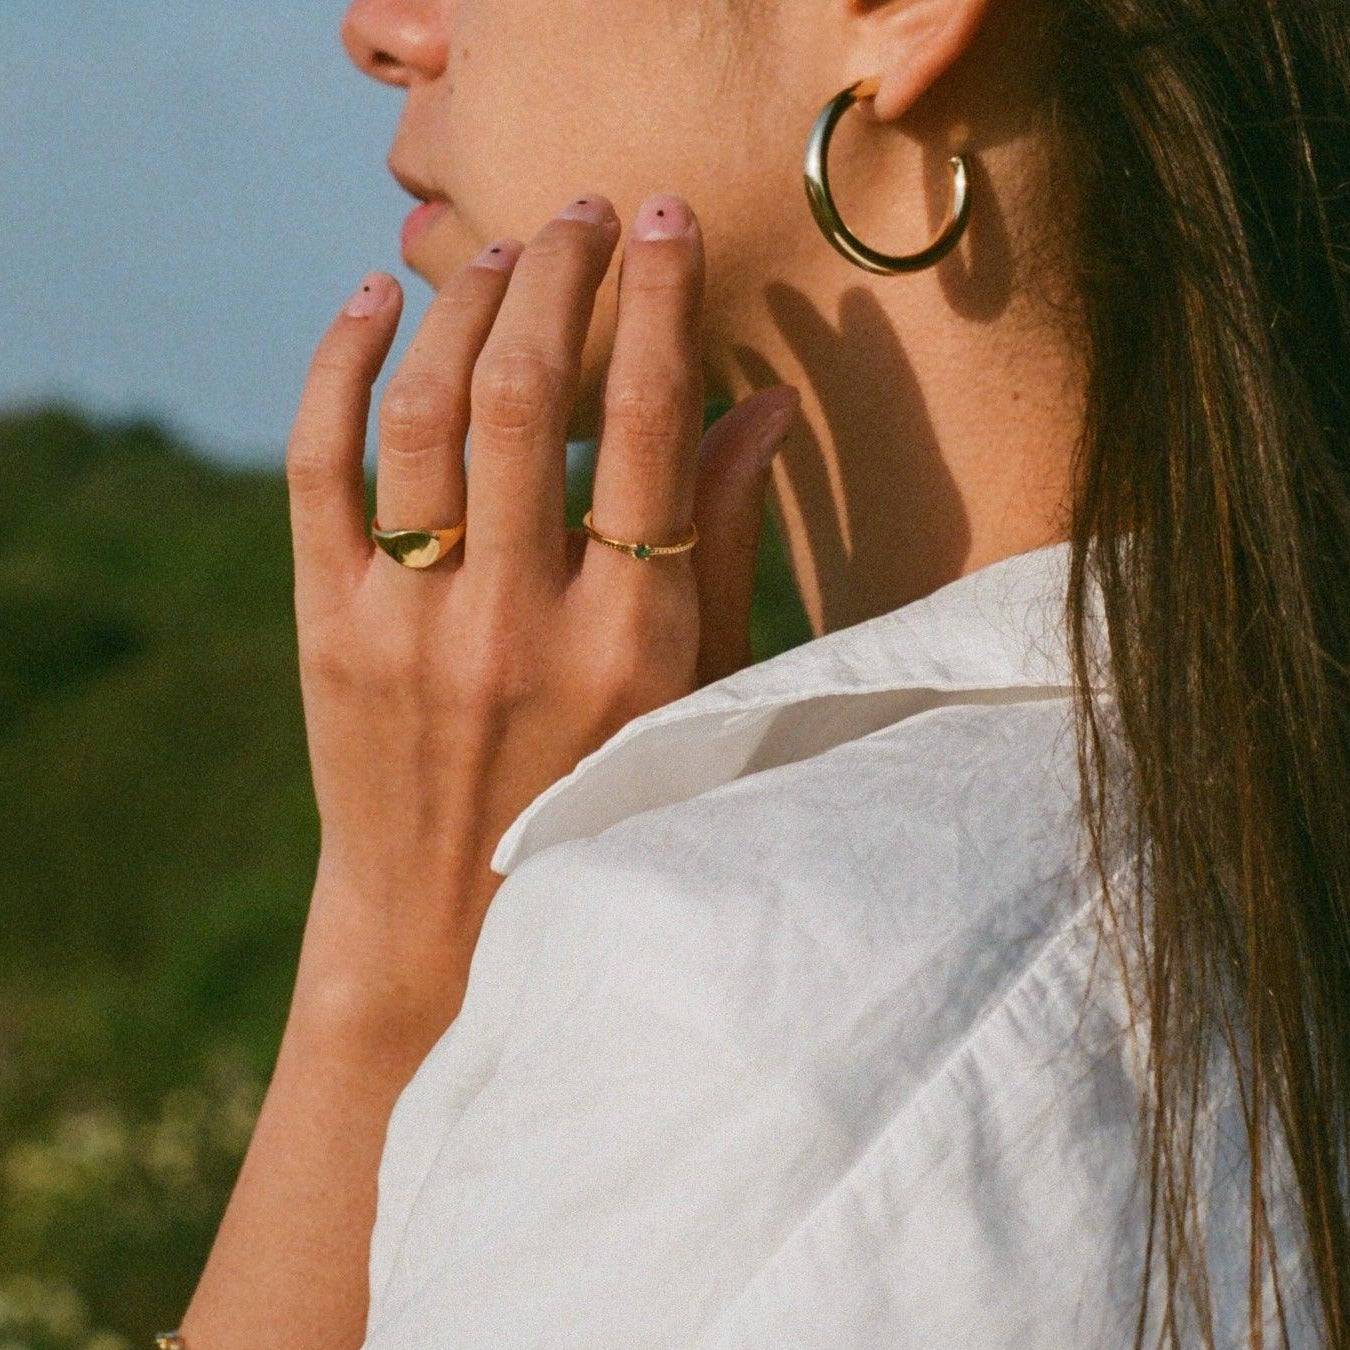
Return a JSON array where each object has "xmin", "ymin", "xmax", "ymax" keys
[
  {"xmin": 557, "ymin": 194, "xmax": 617, "ymax": 226},
  {"xmin": 758, "ymin": 388, "xmax": 800, "ymax": 445},
  {"xmin": 469, "ymin": 238, "xmax": 521, "ymax": 272},
  {"xmin": 632, "ymin": 193, "xmax": 694, "ymax": 241},
  {"xmin": 343, "ymin": 271, "xmax": 393, "ymax": 318}
]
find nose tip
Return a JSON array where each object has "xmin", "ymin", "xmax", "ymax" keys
[{"xmin": 340, "ymin": 0, "xmax": 448, "ymax": 87}]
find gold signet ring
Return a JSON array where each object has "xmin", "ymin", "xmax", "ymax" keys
[{"xmin": 370, "ymin": 517, "xmax": 467, "ymax": 569}]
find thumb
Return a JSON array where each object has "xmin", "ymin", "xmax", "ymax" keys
[{"xmin": 691, "ymin": 384, "xmax": 801, "ymax": 687}]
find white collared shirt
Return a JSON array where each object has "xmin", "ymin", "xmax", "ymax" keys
[{"xmin": 359, "ymin": 540, "xmax": 1317, "ymax": 1349}]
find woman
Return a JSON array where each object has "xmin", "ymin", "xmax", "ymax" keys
[{"xmin": 168, "ymin": 0, "xmax": 1347, "ymax": 1345}]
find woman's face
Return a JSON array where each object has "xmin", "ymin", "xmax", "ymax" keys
[
  {"xmin": 340, "ymin": 0, "xmax": 825, "ymax": 436},
  {"xmin": 337, "ymin": 0, "xmax": 1082, "ymax": 630}
]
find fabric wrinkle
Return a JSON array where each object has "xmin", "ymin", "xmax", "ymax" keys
[{"xmin": 358, "ymin": 540, "xmax": 1314, "ymax": 1348}]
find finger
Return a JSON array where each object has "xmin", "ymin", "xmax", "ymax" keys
[
  {"xmin": 691, "ymin": 386, "xmax": 800, "ymax": 684},
  {"xmin": 587, "ymin": 192, "xmax": 705, "ymax": 572},
  {"xmin": 286, "ymin": 270, "xmax": 403, "ymax": 629},
  {"xmin": 464, "ymin": 193, "xmax": 621, "ymax": 589},
  {"xmin": 374, "ymin": 238, "xmax": 525, "ymax": 566}
]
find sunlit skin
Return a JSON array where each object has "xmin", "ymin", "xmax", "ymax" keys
[
  {"xmin": 342, "ymin": 0, "xmax": 1086, "ymax": 633},
  {"xmin": 177, "ymin": 3, "xmax": 1090, "ymax": 1345}
]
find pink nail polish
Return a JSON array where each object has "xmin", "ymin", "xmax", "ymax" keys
[
  {"xmin": 343, "ymin": 272, "xmax": 392, "ymax": 318},
  {"xmin": 632, "ymin": 193, "xmax": 693, "ymax": 240},
  {"xmin": 469, "ymin": 239, "xmax": 518, "ymax": 271},
  {"xmin": 557, "ymin": 195, "xmax": 616, "ymax": 225}
]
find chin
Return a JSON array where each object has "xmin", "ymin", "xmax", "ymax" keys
[
  {"xmin": 402, "ymin": 215, "xmax": 477, "ymax": 289},
  {"xmin": 401, "ymin": 250, "xmax": 450, "ymax": 290}
]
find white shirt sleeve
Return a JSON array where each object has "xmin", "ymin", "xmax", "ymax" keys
[{"xmin": 361, "ymin": 697, "xmax": 1315, "ymax": 1348}]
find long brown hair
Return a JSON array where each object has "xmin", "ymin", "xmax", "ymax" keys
[
  {"xmin": 1041, "ymin": 2, "xmax": 1350, "ymax": 1344},
  {"xmin": 727, "ymin": 0, "xmax": 1347, "ymax": 1337}
]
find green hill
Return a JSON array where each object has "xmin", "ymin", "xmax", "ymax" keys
[{"xmin": 0, "ymin": 402, "xmax": 811, "ymax": 1349}]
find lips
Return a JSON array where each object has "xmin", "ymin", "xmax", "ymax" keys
[
  {"xmin": 388, "ymin": 156, "xmax": 453, "ymax": 254},
  {"xmin": 401, "ymin": 199, "xmax": 450, "ymax": 254}
]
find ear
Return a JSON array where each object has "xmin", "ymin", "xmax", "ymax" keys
[{"xmin": 856, "ymin": 0, "xmax": 994, "ymax": 124}]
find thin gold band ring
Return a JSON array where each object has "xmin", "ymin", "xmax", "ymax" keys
[
  {"xmin": 578, "ymin": 508, "xmax": 697, "ymax": 560},
  {"xmin": 369, "ymin": 511, "xmax": 697, "ymax": 569}
]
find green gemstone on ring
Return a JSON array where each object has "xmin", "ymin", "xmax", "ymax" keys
[{"xmin": 634, "ymin": 543, "xmax": 653, "ymax": 559}]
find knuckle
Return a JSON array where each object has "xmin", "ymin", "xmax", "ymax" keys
[
  {"xmin": 524, "ymin": 231, "xmax": 581, "ymax": 266},
  {"xmin": 306, "ymin": 347, "xmax": 355, "ymax": 385},
  {"xmin": 380, "ymin": 373, "xmax": 458, "ymax": 446},
  {"xmin": 621, "ymin": 261, "xmax": 695, "ymax": 298},
  {"xmin": 604, "ymin": 371, "xmax": 697, "ymax": 446},
  {"xmin": 285, "ymin": 442, "xmax": 334, "ymax": 497},
  {"xmin": 471, "ymin": 346, "xmax": 566, "ymax": 433},
  {"xmin": 622, "ymin": 241, "xmax": 700, "ymax": 289}
]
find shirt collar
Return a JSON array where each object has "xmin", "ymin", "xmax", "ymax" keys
[{"xmin": 491, "ymin": 537, "xmax": 1109, "ymax": 876}]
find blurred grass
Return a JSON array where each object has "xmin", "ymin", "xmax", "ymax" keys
[{"xmin": 0, "ymin": 401, "xmax": 812, "ymax": 1349}]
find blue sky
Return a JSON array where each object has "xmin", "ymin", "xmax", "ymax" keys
[{"xmin": 2, "ymin": 1, "xmax": 450, "ymax": 467}]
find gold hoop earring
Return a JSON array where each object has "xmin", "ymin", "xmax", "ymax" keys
[{"xmin": 804, "ymin": 76, "xmax": 971, "ymax": 275}]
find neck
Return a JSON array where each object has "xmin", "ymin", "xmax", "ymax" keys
[
  {"xmin": 710, "ymin": 167, "xmax": 1085, "ymax": 639},
  {"xmin": 763, "ymin": 316, "xmax": 1083, "ymax": 638}
]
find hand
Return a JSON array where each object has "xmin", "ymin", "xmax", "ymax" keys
[{"xmin": 283, "ymin": 191, "xmax": 800, "ymax": 1045}]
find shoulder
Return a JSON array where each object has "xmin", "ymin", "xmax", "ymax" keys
[
  {"xmin": 492, "ymin": 693, "xmax": 1112, "ymax": 1076},
  {"xmin": 365, "ymin": 695, "xmax": 1149, "ymax": 1346},
  {"xmin": 501, "ymin": 693, "xmax": 1096, "ymax": 1027}
]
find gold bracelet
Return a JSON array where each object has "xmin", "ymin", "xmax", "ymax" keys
[{"xmin": 154, "ymin": 1333, "xmax": 185, "ymax": 1348}]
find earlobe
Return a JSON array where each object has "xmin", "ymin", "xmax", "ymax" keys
[{"xmin": 864, "ymin": 0, "xmax": 994, "ymax": 123}]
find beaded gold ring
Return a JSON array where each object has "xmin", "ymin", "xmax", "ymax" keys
[{"xmin": 579, "ymin": 508, "xmax": 698, "ymax": 560}]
